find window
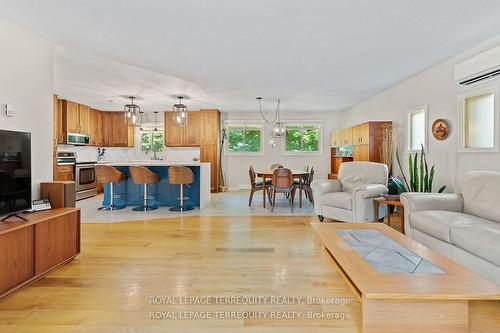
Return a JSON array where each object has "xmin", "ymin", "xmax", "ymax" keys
[
  {"xmin": 284, "ymin": 123, "xmax": 321, "ymax": 154},
  {"xmin": 141, "ymin": 130, "xmax": 164, "ymax": 152},
  {"xmin": 459, "ymin": 86, "xmax": 499, "ymax": 152},
  {"xmin": 225, "ymin": 123, "xmax": 263, "ymax": 154},
  {"xmin": 407, "ymin": 106, "xmax": 427, "ymax": 152}
]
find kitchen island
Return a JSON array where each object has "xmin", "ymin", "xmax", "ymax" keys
[{"xmin": 97, "ymin": 161, "xmax": 211, "ymax": 209}]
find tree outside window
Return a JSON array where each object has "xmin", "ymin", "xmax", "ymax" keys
[
  {"xmin": 141, "ymin": 130, "xmax": 164, "ymax": 152},
  {"xmin": 285, "ymin": 124, "xmax": 321, "ymax": 153},
  {"xmin": 226, "ymin": 124, "xmax": 262, "ymax": 153}
]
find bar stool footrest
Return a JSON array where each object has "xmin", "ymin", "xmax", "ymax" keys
[{"xmin": 169, "ymin": 206, "xmax": 194, "ymax": 212}]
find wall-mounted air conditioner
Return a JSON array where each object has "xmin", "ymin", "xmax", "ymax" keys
[{"xmin": 455, "ymin": 44, "xmax": 500, "ymax": 86}]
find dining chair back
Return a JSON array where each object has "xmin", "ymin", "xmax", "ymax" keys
[
  {"xmin": 270, "ymin": 168, "xmax": 296, "ymax": 212},
  {"xmin": 249, "ymin": 165, "xmax": 257, "ymax": 186}
]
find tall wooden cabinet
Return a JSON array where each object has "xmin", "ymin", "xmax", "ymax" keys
[
  {"xmin": 164, "ymin": 109, "xmax": 220, "ymax": 192},
  {"xmin": 329, "ymin": 121, "xmax": 392, "ymax": 179}
]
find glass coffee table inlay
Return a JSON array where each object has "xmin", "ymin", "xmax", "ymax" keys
[{"xmin": 337, "ymin": 229, "xmax": 444, "ymax": 274}]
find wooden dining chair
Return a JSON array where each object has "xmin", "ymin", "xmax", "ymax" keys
[
  {"xmin": 270, "ymin": 168, "xmax": 296, "ymax": 212},
  {"xmin": 248, "ymin": 166, "xmax": 271, "ymax": 206},
  {"xmin": 295, "ymin": 167, "xmax": 314, "ymax": 203}
]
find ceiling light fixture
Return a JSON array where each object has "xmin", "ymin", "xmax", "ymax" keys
[
  {"xmin": 257, "ymin": 97, "xmax": 285, "ymax": 146},
  {"xmin": 173, "ymin": 96, "xmax": 187, "ymax": 126},
  {"xmin": 124, "ymin": 96, "xmax": 141, "ymax": 127}
]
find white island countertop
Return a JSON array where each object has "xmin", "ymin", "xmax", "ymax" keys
[{"xmin": 97, "ymin": 160, "xmax": 209, "ymax": 166}]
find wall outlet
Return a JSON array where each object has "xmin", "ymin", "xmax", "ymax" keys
[{"xmin": 2, "ymin": 104, "xmax": 14, "ymax": 117}]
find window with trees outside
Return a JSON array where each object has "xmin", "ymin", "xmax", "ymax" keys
[
  {"xmin": 284, "ymin": 123, "xmax": 322, "ymax": 154},
  {"xmin": 225, "ymin": 123, "xmax": 263, "ymax": 154},
  {"xmin": 141, "ymin": 129, "xmax": 164, "ymax": 152}
]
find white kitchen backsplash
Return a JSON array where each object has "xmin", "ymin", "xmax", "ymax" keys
[{"xmin": 57, "ymin": 145, "xmax": 200, "ymax": 162}]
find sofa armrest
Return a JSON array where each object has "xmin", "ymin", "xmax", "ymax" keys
[
  {"xmin": 353, "ymin": 184, "xmax": 389, "ymax": 199},
  {"xmin": 311, "ymin": 180, "xmax": 342, "ymax": 216},
  {"xmin": 311, "ymin": 179, "xmax": 342, "ymax": 195},
  {"xmin": 400, "ymin": 192, "xmax": 464, "ymax": 214}
]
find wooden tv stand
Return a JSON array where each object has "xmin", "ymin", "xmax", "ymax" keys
[{"xmin": 0, "ymin": 208, "xmax": 80, "ymax": 300}]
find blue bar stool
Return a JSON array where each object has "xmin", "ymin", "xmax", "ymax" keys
[
  {"xmin": 129, "ymin": 166, "xmax": 160, "ymax": 211},
  {"xmin": 168, "ymin": 166, "xmax": 194, "ymax": 212},
  {"xmin": 95, "ymin": 165, "xmax": 127, "ymax": 210}
]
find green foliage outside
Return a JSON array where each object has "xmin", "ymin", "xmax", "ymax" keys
[
  {"xmin": 286, "ymin": 125, "xmax": 319, "ymax": 152},
  {"xmin": 227, "ymin": 126, "xmax": 261, "ymax": 152},
  {"xmin": 141, "ymin": 130, "xmax": 164, "ymax": 152}
]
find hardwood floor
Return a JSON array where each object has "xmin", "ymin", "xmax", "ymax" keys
[{"xmin": 0, "ymin": 215, "xmax": 498, "ymax": 332}]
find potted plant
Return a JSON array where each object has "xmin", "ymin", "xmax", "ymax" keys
[{"xmin": 391, "ymin": 144, "xmax": 446, "ymax": 197}]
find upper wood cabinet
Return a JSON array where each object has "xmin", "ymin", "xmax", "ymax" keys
[
  {"xmin": 89, "ymin": 109, "xmax": 102, "ymax": 146},
  {"xmin": 164, "ymin": 110, "xmax": 220, "ymax": 147},
  {"xmin": 184, "ymin": 112, "xmax": 202, "ymax": 146},
  {"xmin": 330, "ymin": 130, "xmax": 341, "ymax": 148},
  {"xmin": 62, "ymin": 100, "xmax": 90, "ymax": 135},
  {"xmin": 352, "ymin": 122, "xmax": 370, "ymax": 146},
  {"xmin": 101, "ymin": 112, "xmax": 134, "ymax": 147},
  {"xmin": 341, "ymin": 127, "xmax": 353, "ymax": 146}
]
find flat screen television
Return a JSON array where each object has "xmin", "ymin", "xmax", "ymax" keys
[{"xmin": 0, "ymin": 130, "xmax": 31, "ymax": 218}]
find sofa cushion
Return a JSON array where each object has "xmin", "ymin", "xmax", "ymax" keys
[
  {"xmin": 338, "ymin": 162, "xmax": 388, "ymax": 193},
  {"xmin": 450, "ymin": 222, "xmax": 500, "ymax": 266},
  {"xmin": 409, "ymin": 210, "xmax": 486, "ymax": 243},
  {"xmin": 461, "ymin": 171, "xmax": 500, "ymax": 223},
  {"xmin": 321, "ymin": 192, "xmax": 352, "ymax": 210}
]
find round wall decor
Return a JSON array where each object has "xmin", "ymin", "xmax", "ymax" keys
[{"xmin": 432, "ymin": 119, "xmax": 449, "ymax": 140}]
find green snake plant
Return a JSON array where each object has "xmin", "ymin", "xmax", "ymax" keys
[{"xmin": 394, "ymin": 144, "xmax": 446, "ymax": 194}]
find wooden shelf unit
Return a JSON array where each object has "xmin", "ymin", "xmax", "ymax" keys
[{"xmin": 0, "ymin": 208, "xmax": 81, "ymax": 300}]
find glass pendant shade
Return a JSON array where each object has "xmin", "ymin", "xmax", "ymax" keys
[
  {"xmin": 173, "ymin": 96, "xmax": 188, "ymax": 126},
  {"xmin": 124, "ymin": 96, "xmax": 141, "ymax": 126},
  {"xmin": 272, "ymin": 121, "xmax": 285, "ymax": 138}
]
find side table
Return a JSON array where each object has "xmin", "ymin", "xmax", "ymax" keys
[{"xmin": 373, "ymin": 197, "xmax": 405, "ymax": 234}]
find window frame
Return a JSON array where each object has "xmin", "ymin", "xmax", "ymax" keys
[
  {"xmin": 406, "ymin": 105, "xmax": 428, "ymax": 153},
  {"xmin": 224, "ymin": 120, "xmax": 265, "ymax": 156},
  {"xmin": 139, "ymin": 127, "xmax": 165, "ymax": 153},
  {"xmin": 458, "ymin": 84, "xmax": 499, "ymax": 153},
  {"xmin": 282, "ymin": 121, "xmax": 323, "ymax": 156}
]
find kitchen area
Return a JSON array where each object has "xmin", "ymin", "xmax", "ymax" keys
[{"xmin": 52, "ymin": 96, "xmax": 220, "ymax": 213}]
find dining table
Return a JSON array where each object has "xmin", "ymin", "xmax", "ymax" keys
[{"xmin": 255, "ymin": 169, "xmax": 309, "ymax": 208}]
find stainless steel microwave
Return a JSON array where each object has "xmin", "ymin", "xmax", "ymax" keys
[{"xmin": 67, "ymin": 133, "xmax": 90, "ymax": 145}]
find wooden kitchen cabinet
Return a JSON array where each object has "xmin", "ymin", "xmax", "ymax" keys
[
  {"xmin": 353, "ymin": 122, "xmax": 370, "ymax": 146},
  {"xmin": 341, "ymin": 127, "xmax": 353, "ymax": 146},
  {"xmin": 184, "ymin": 112, "xmax": 202, "ymax": 146},
  {"xmin": 201, "ymin": 145, "xmax": 219, "ymax": 192},
  {"xmin": 89, "ymin": 109, "xmax": 102, "ymax": 146},
  {"xmin": 64, "ymin": 100, "xmax": 80, "ymax": 134},
  {"xmin": 78, "ymin": 104, "xmax": 90, "ymax": 135},
  {"xmin": 53, "ymin": 97, "xmax": 64, "ymax": 144},
  {"xmin": 330, "ymin": 130, "xmax": 341, "ymax": 148},
  {"xmin": 164, "ymin": 111, "xmax": 185, "ymax": 146},
  {"xmin": 55, "ymin": 165, "xmax": 74, "ymax": 181},
  {"xmin": 353, "ymin": 144, "xmax": 370, "ymax": 161},
  {"xmin": 200, "ymin": 110, "xmax": 220, "ymax": 145}
]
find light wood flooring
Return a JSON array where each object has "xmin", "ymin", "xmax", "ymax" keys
[{"xmin": 0, "ymin": 215, "xmax": 498, "ymax": 332}]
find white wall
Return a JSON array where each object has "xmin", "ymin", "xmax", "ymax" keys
[
  {"xmin": 0, "ymin": 17, "xmax": 53, "ymax": 199},
  {"xmin": 222, "ymin": 111, "xmax": 344, "ymax": 189},
  {"xmin": 341, "ymin": 36, "xmax": 500, "ymax": 192}
]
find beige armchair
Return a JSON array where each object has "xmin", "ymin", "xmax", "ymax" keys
[{"xmin": 311, "ymin": 162, "xmax": 388, "ymax": 222}]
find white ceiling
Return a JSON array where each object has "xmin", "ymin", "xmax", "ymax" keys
[{"xmin": 2, "ymin": 0, "xmax": 500, "ymax": 113}]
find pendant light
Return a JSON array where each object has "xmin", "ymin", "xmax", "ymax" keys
[
  {"xmin": 173, "ymin": 96, "xmax": 187, "ymax": 126},
  {"xmin": 257, "ymin": 97, "xmax": 285, "ymax": 146},
  {"xmin": 124, "ymin": 96, "xmax": 141, "ymax": 126}
]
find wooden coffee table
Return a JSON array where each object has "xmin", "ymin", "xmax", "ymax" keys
[{"xmin": 312, "ymin": 222, "xmax": 500, "ymax": 333}]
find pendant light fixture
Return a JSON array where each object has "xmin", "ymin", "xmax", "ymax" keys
[
  {"xmin": 173, "ymin": 96, "xmax": 187, "ymax": 126},
  {"xmin": 124, "ymin": 96, "xmax": 141, "ymax": 126},
  {"xmin": 257, "ymin": 97, "xmax": 285, "ymax": 146}
]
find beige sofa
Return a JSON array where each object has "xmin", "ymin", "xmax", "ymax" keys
[
  {"xmin": 311, "ymin": 162, "xmax": 388, "ymax": 222},
  {"xmin": 401, "ymin": 171, "xmax": 500, "ymax": 284}
]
